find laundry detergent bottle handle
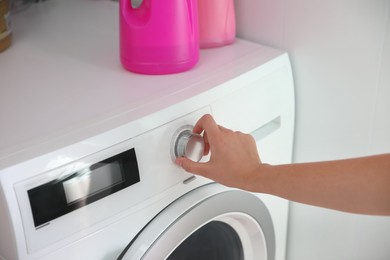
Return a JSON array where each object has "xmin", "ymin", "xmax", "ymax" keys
[
  {"xmin": 120, "ymin": 0, "xmax": 199, "ymax": 75},
  {"xmin": 198, "ymin": 0, "xmax": 236, "ymax": 48}
]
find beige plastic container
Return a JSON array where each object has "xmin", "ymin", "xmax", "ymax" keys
[{"xmin": 0, "ymin": 0, "xmax": 12, "ymax": 52}]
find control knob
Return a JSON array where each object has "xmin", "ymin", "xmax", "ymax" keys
[{"xmin": 171, "ymin": 125, "xmax": 205, "ymax": 163}]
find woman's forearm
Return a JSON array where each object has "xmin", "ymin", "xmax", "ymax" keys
[{"xmin": 260, "ymin": 154, "xmax": 390, "ymax": 215}]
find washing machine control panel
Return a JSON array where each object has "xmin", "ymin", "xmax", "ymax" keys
[{"xmin": 13, "ymin": 106, "xmax": 211, "ymax": 254}]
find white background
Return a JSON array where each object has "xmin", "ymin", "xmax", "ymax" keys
[{"xmin": 235, "ymin": 1, "xmax": 390, "ymax": 259}]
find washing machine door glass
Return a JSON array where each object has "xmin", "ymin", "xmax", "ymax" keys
[
  {"xmin": 167, "ymin": 220, "xmax": 243, "ymax": 260},
  {"xmin": 117, "ymin": 183, "xmax": 275, "ymax": 260}
]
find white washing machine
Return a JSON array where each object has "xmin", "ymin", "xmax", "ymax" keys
[{"xmin": 0, "ymin": 1, "xmax": 294, "ymax": 259}]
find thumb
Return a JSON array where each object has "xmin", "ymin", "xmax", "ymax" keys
[{"xmin": 175, "ymin": 157, "xmax": 207, "ymax": 176}]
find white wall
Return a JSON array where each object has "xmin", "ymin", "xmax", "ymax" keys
[{"xmin": 235, "ymin": 1, "xmax": 390, "ymax": 259}]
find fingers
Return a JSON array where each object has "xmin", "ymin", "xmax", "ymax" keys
[
  {"xmin": 175, "ymin": 157, "xmax": 208, "ymax": 176},
  {"xmin": 175, "ymin": 114, "xmax": 219, "ymax": 173},
  {"xmin": 192, "ymin": 114, "xmax": 219, "ymax": 156},
  {"xmin": 202, "ymin": 131, "xmax": 210, "ymax": 155},
  {"xmin": 192, "ymin": 114, "xmax": 220, "ymax": 138}
]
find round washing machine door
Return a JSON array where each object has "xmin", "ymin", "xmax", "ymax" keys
[{"xmin": 117, "ymin": 183, "xmax": 275, "ymax": 260}]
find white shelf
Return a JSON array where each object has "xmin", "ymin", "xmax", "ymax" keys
[{"xmin": 0, "ymin": 0, "xmax": 286, "ymax": 169}]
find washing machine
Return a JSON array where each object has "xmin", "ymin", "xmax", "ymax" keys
[{"xmin": 0, "ymin": 2, "xmax": 294, "ymax": 259}]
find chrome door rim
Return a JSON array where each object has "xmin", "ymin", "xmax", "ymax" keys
[{"xmin": 118, "ymin": 183, "xmax": 275, "ymax": 260}]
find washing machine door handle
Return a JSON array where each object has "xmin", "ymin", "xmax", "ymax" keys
[{"xmin": 117, "ymin": 183, "xmax": 275, "ymax": 260}]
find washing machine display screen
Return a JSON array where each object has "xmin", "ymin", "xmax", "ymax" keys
[
  {"xmin": 62, "ymin": 161, "xmax": 124, "ymax": 204},
  {"xmin": 27, "ymin": 148, "xmax": 140, "ymax": 228}
]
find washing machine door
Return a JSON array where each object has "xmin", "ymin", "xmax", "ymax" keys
[{"xmin": 117, "ymin": 183, "xmax": 275, "ymax": 260}]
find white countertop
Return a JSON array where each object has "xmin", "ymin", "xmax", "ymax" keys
[{"xmin": 0, "ymin": 0, "xmax": 285, "ymax": 169}]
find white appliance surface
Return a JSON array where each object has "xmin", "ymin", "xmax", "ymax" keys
[{"xmin": 0, "ymin": 0, "xmax": 295, "ymax": 259}]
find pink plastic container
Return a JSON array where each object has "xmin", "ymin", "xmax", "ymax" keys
[
  {"xmin": 198, "ymin": 0, "xmax": 236, "ymax": 49},
  {"xmin": 120, "ymin": 0, "xmax": 199, "ymax": 75}
]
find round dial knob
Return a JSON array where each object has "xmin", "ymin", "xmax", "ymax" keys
[{"xmin": 171, "ymin": 125, "xmax": 205, "ymax": 163}]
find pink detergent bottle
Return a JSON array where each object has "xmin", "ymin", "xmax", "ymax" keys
[
  {"xmin": 120, "ymin": 0, "xmax": 199, "ymax": 75},
  {"xmin": 198, "ymin": 0, "xmax": 236, "ymax": 48}
]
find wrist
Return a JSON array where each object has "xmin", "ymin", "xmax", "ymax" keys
[{"xmin": 245, "ymin": 163, "xmax": 276, "ymax": 193}]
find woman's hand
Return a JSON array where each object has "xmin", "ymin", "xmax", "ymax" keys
[{"xmin": 175, "ymin": 114, "xmax": 266, "ymax": 191}]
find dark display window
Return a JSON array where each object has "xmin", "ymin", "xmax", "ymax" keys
[
  {"xmin": 167, "ymin": 221, "xmax": 244, "ymax": 260},
  {"xmin": 28, "ymin": 148, "xmax": 140, "ymax": 228}
]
